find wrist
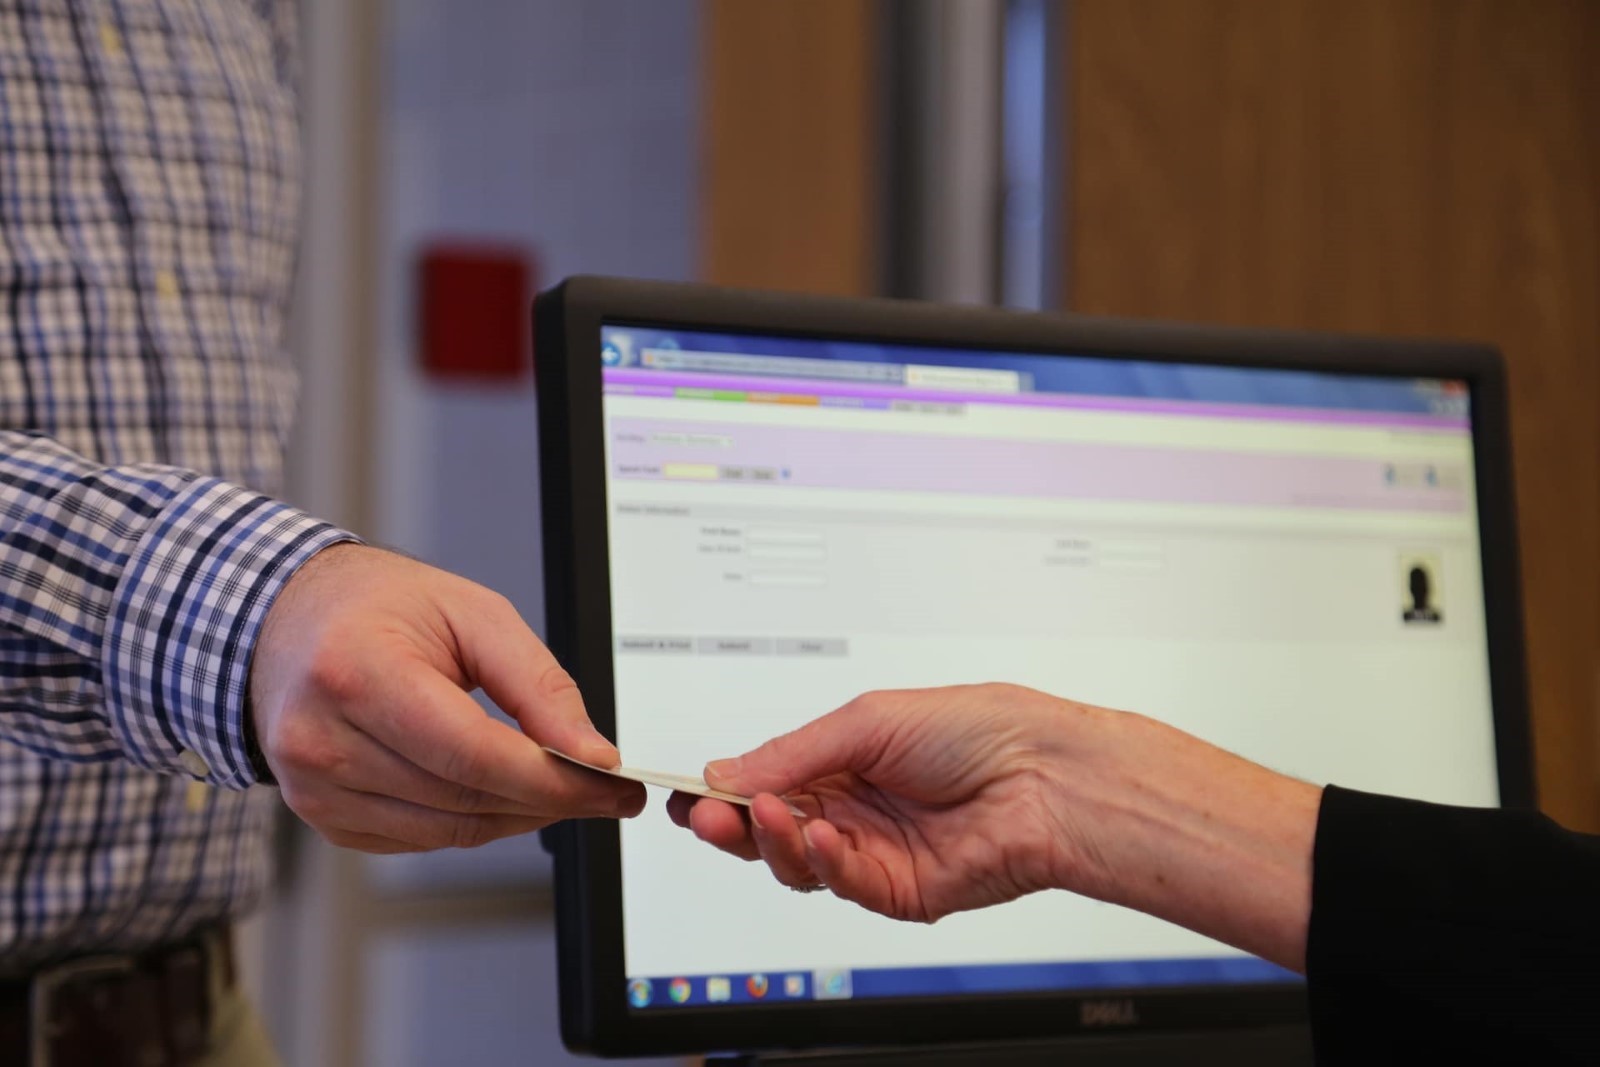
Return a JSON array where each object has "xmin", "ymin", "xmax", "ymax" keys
[
  {"xmin": 1037, "ymin": 707, "xmax": 1319, "ymax": 972},
  {"xmin": 248, "ymin": 541, "xmax": 370, "ymax": 778},
  {"xmin": 106, "ymin": 476, "xmax": 358, "ymax": 789},
  {"xmin": 1026, "ymin": 699, "xmax": 1131, "ymax": 898}
]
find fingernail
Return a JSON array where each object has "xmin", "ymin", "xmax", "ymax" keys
[
  {"xmin": 749, "ymin": 805, "xmax": 766, "ymax": 831},
  {"xmin": 801, "ymin": 823, "xmax": 820, "ymax": 851},
  {"xmin": 704, "ymin": 757, "xmax": 741, "ymax": 785}
]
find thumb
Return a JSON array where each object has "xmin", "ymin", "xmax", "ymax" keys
[
  {"xmin": 455, "ymin": 593, "xmax": 619, "ymax": 768},
  {"xmin": 706, "ymin": 696, "xmax": 887, "ymax": 795}
]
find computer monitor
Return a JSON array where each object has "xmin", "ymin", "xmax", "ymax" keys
[{"xmin": 534, "ymin": 277, "xmax": 1532, "ymax": 1059}]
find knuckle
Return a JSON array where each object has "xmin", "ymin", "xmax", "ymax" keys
[
  {"xmin": 273, "ymin": 717, "xmax": 326, "ymax": 770},
  {"xmin": 979, "ymin": 681, "xmax": 1024, "ymax": 702},
  {"xmin": 275, "ymin": 720, "xmax": 346, "ymax": 779},
  {"xmin": 842, "ymin": 691, "xmax": 886, "ymax": 718},
  {"xmin": 535, "ymin": 661, "xmax": 579, "ymax": 701},
  {"xmin": 307, "ymin": 645, "xmax": 370, "ymax": 705},
  {"xmin": 280, "ymin": 784, "xmax": 325, "ymax": 825},
  {"xmin": 439, "ymin": 737, "xmax": 489, "ymax": 787},
  {"xmin": 295, "ymin": 795, "xmax": 330, "ymax": 826},
  {"xmin": 450, "ymin": 816, "xmax": 494, "ymax": 850},
  {"xmin": 305, "ymin": 744, "xmax": 348, "ymax": 779},
  {"xmin": 320, "ymin": 827, "xmax": 362, "ymax": 850},
  {"xmin": 456, "ymin": 581, "xmax": 515, "ymax": 624},
  {"xmin": 479, "ymin": 587, "xmax": 516, "ymax": 617},
  {"xmin": 450, "ymin": 780, "xmax": 488, "ymax": 815}
]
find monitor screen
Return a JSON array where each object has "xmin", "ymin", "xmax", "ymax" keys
[{"xmin": 592, "ymin": 319, "xmax": 1496, "ymax": 1015}]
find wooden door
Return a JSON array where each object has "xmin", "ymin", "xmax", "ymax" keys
[
  {"xmin": 701, "ymin": 0, "xmax": 878, "ymax": 295},
  {"xmin": 1067, "ymin": 0, "xmax": 1600, "ymax": 829}
]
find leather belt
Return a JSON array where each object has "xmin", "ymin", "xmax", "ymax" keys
[{"xmin": 0, "ymin": 924, "xmax": 235, "ymax": 1067}]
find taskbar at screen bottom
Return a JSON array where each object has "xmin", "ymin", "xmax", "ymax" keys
[{"xmin": 625, "ymin": 957, "xmax": 1301, "ymax": 1010}]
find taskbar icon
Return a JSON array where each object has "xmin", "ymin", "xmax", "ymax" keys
[{"xmin": 813, "ymin": 969, "xmax": 852, "ymax": 1000}]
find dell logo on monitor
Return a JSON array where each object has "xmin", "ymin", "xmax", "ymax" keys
[{"xmin": 1080, "ymin": 998, "xmax": 1139, "ymax": 1028}]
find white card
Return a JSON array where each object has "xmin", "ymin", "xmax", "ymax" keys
[{"xmin": 543, "ymin": 747, "xmax": 804, "ymax": 816}]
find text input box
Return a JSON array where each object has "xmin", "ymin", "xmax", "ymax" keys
[
  {"xmin": 662, "ymin": 463, "xmax": 720, "ymax": 481},
  {"xmin": 747, "ymin": 544, "xmax": 827, "ymax": 563},
  {"xmin": 747, "ymin": 571, "xmax": 827, "ymax": 588},
  {"xmin": 746, "ymin": 527, "xmax": 826, "ymax": 546}
]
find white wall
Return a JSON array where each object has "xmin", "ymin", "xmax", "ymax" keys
[
  {"xmin": 271, "ymin": 2, "xmax": 702, "ymax": 1063},
  {"xmin": 370, "ymin": 0, "xmax": 700, "ymax": 890}
]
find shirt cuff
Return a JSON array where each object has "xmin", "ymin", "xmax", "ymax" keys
[{"xmin": 103, "ymin": 477, "xmax": 360, "ymax": 789}]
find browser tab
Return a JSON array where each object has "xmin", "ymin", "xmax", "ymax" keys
[{"xmin": 904, "ymin": 364, "xmax": 1021, "ymax": 393}]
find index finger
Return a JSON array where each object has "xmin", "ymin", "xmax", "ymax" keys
[
  {"xmin": 705, "ymin": 694, "xmax": 890, "ymax": 796},
  {"xmin": 450, "ymin": 594, "xmax": 620, "ymax": 769},
  {"xmin": 360, "ymin": 664, "xmax": 644, "ymax": 818}
]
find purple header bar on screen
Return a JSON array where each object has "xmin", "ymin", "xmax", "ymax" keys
[
  {"xmin": 602, "ymin": 368, "xmax": 1470, "ymax": 432},
  {"xmin": 607, "ymin": 417, "xmax": 1468, "ymax": 514}
]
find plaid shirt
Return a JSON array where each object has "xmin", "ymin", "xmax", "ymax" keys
[{"xmin": 0, "ymin": 0, "xmax": 354, "ymax": 972}]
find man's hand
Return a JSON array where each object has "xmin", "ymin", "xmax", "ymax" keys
[{"xmin": 250, "ymin": 544, "xmax": 644, "ymax": 853}]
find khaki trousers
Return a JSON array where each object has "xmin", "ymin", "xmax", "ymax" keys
[{"xmin": 193, "ymin": 947, "xmax": 280, "ymax": 1067}]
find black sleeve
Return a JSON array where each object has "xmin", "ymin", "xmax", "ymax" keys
[{"xmin": 1306, "ymin": 784, "xmax": 1600, "ymax": 1063}]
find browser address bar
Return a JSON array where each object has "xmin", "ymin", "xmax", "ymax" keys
[
  {"xmin": 640, "ymin": 349, "xmax": 900, "ymax": 383},
  {"xmin": 904, "ymin": 364, "xmax": 1022, "ymax": 393}
]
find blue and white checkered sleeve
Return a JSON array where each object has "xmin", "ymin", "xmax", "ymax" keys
[{"xmin": 1, "ymin": 431, "xmax": 359, "ymax": 789}]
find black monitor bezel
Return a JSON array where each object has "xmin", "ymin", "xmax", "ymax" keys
[{"xmin": 534, "ymin": 275, "xmax": 1534, "ymax": 1058}]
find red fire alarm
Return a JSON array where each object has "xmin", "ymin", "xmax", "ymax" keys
[{"xmin": 417, "ymin": 243, "xmax": 534, "ymax": 381}]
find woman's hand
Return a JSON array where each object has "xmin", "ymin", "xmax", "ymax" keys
[
  {"xmin": 671, "ymin": 682, "xmax": 1319, "ymax": 972},
  {"xmin": 670, "ymin": 684, "xmax": 1119, "ymax": 923}
]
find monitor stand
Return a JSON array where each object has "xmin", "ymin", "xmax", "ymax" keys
[{"xmin": 707, "ymin": 1025, "xmax": 1314, "ymax": 1066}]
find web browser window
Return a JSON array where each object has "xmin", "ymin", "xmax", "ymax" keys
[{"xmin": 596, "ymin": 324, "xmax": 1493, "ymax": 1012}]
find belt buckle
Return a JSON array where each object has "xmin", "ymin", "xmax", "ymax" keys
[{"xmin": 29, "ymin": 953, "xmax": 136, "ymax": 1067}]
